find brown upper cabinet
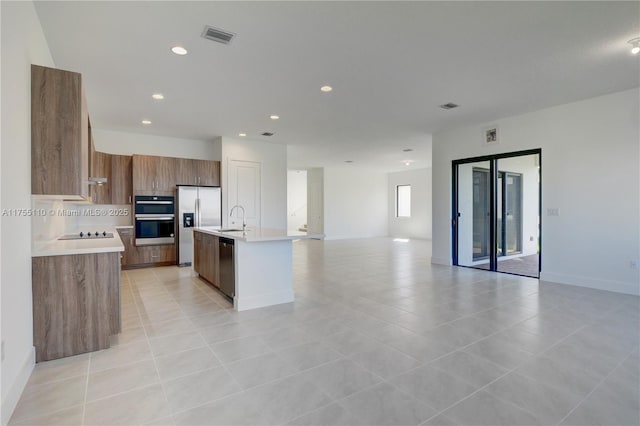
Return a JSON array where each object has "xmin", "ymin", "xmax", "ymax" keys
[
  {"xmin": 111, "ymin": 155, "xmax": 133, "ymax": 205},
  {"xmin": 176, "ymin": 158, "xmax": 221, "ymax": 186},
  {"xmin": 90, "ymin": 151, "xmax": 112, "ymax": 204},
  {"xmin": 89, "ymin": 152, "xmax": 133, "ymax": 205},
  {"xmin": 31, "ymin": 65, "xmax": 89, "ymax": 199},
  {"xmin": 132, "ymin": 155, "xmax": 177, "ymax": 195},
  {"xmin": 32, "ymin": 65, "xmax": 219, "ymax": 202}
]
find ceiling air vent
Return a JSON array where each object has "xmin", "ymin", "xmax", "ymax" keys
[
  {"xmin": 202, "ymin": 25, "xmax": 235, "ymax": 44},
  {"xmin": 261, "ymin": 132, "xmax": 274, "ymax": 137},
  {"xmin": 439, "ymin": 102, "xmax": 459, "ymax": 110}
]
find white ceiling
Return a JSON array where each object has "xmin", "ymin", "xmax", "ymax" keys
[{"xmin": 34, "ymin": 1, "xmax": 639, "ymax": 172}]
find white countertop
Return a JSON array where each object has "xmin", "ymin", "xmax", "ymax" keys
[
  {"xmin": 194, "ymin": 226, "xmax": 324, "ymax": 242},
  {"xmin": 33, "ymin": 231, "xmax": 125, "ymax": 257}
]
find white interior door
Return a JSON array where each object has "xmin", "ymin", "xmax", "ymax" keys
[{"xmin": 228, "ymin": 160, "xmax": 261, "ymax": 229}]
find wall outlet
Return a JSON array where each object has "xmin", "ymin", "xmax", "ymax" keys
[
  {"xmin": 546, "ymin": 208, "xmax": 559, "ymax": 216},
  {"xmin": 631, "ymin": 260, "xmax": 639, "ymax": 270}
]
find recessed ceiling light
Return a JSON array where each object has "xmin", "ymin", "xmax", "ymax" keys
[
  {"xmin": 152, "ymin": 93, "xmax": 164, "ymax": 100},
  {"xmin": 238, "ymin": 133, "xmax": 247, "ymax": 137},
  {"xmin": 141, "ymin": 120, "xmax": 152, "ymax": 125},
  {"xmin": 629, "ymin": 37, "xmax": 640, "ymax": 54},
  {"xmin": 270, "ymin": 115, "xmax": 280, "ymax": 120},
  {"xmin": 171, "ymin": 46, "xmax": 188, "ymax": 55},
  {"xmin": 320, "ymin": 85, "xmax": 333, "ymax": 92}
]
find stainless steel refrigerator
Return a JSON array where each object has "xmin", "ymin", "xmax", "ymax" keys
[{"xmin": 177, "ymin": 185, "xmax": 221, "ymax": 266}]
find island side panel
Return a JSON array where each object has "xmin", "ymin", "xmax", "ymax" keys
[
  {"xmin": 32, "ymin": 252, "xmax": 120, "ymax": 362},
  {"xmin": 234, "ymin": 239, "xmax": 294, "ymax": 311}
]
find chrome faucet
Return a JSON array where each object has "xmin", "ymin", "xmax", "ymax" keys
[{"xmin": 229, "ymin": 205, "xmax": 246, "ymax": 232}]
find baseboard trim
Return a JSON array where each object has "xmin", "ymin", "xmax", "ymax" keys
[
  {"xmin": 540, "ymin": 272, "xmax": 640, "ymax": 296},
  {"xmin": 431, "ymin": 256, "xmax": 451, "ymax": 266},
  {"xmin": 1, "ymin": 346, "xmax": 35, "ymax": 426}
]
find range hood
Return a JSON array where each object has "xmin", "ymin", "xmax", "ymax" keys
[{"xmin": 88, "ymin": 177, "xmax": 108, "ymax": 185}]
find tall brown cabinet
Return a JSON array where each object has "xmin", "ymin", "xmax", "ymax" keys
[{"xmin": 31, "ymin": 64, "xmax": 89, "ymax": 199}]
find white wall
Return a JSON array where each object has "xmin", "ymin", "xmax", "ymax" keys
[
  {"xmin": 1, "ymin": 2, "xmax": 55, "ymax": 422},
  {"xmin": 287, "ymin": 170, "xmax": 307, "ymax": 233},
  {"xmin": 220, "ymin": 137, "xmax": 287, "ymax": 230},
  {"xmin": 92, "ymin": 129, "xmax": 221, "ymax": 160},
  {"xmin": 323, "ymin": 167, "xmax": 388, "ymax": 240},
  {"xmin": 433, "ymin": 89, "xmax": 640, "ymax": 295},
  {"xmin": 388, "ymin": 168, "xmax": 432, "ymax": 240}
]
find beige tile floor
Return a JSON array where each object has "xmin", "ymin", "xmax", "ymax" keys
[{"xmin": 10, "ymin": 238, "xmax": 640, "ymax": 426}]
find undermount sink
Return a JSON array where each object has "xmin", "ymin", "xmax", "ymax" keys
[{"xmin": 218, "ymin": 228, "xmax": 243, "ymax": 232}]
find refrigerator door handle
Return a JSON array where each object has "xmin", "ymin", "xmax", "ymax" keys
[{"xmin": 195, "ymin": 198, "xmax": 200, "ymax": 227}]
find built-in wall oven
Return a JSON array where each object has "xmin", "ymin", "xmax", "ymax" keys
[{"xmin": 135, "ymin": 195, "xmax": 175, "ymax": 245}]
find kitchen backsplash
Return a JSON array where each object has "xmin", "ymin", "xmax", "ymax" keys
[{"xmin": 32, "ymin": 198, "xmax": 132, "ymax": 242}]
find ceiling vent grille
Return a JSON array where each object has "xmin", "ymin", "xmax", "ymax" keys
[
  {"xmin": 261, "ymin": 132, "xmax": 274, "ymax": 137},
  {"xmin": 439, "ymin": 102, "xmax": 459, "ymax": 110},
  {"xmin": 202, "ymin": 25, "xmax": 235, "ymax": 44}
]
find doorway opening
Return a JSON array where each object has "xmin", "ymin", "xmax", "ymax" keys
[
  {"xmin": 452, "ymin": 149, "xmax": 541, "ymax": 278},
  {"xmin": 287, "ymin": 170, "xmax": 308, "ymax": 233}
]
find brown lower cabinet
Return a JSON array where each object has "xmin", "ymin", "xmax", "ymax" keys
[
  {"xmin": 117, "ymin": 228, "xmax": 176, "ymax": 269},
  {"xmin": 32, "ymin": 252, "xmax": 121, "ymax": 362},
  {"xmin": 193, "ymin": 230, "xmax": 219, "ymax": 287}
]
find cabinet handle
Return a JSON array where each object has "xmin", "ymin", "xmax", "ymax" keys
[
  {"xmin": 129, "ymin": 195, "xmax": 132, "ymax": 204},
  {"xmin": 151, "ymin": 255, "xmax": 159, "ymax": 258}
]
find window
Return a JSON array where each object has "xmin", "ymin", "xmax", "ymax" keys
[{"xmin": 396, "ymin": 185, "xmax": 411, "ymax": 217}]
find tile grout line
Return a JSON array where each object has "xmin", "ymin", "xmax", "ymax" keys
[
  {"xmin": 129, "ymin": 270, "xmax": 174, "ymax": 425},
  {"xmin": 391, "ymin": 306, "xmax": 600, "ymax": 424},
  {"xmin": 554, "ymin": 348, "xmax": 638, "ymax": 426},
  {"xmin": 80, "ymin": 345, "xmax": 92, "ymax": 425},
  {"xmin": 417, "ymin": 309, "xmax": 631, "ymax": 426},
  {"xmin": 150, "ymin": 267, "xmax": 247, "ymax": 423}
]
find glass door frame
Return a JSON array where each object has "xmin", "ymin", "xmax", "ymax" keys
[
  {"xmin": 451, "ymin": 148, "xmax": 542, "ymax": 277},
  {"xmin": 498, "ymin": 170, "xmax": 523, "ymax": 257}
]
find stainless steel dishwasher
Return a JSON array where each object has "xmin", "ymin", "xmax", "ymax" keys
[{"xmin": 219, "ymin": 237, "xmax": 235, "ymax": 298}]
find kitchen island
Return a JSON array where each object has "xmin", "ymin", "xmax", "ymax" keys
[{"xmin": 194, "ymin": 227, "xmax": 323, "ymax": 311}]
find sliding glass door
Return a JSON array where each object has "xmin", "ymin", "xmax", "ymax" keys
[
  {"xmin": 455, "ymin": 161, "xmax": 491, "ymax": 268},
  {"xmin": 453, "ymin": 150, "xmax": 541, "ymax": 278}
]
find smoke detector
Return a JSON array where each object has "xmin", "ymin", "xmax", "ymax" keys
[{"xmin": 202, "ymin": 25, "xmax": 235, "ymax": 45}]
